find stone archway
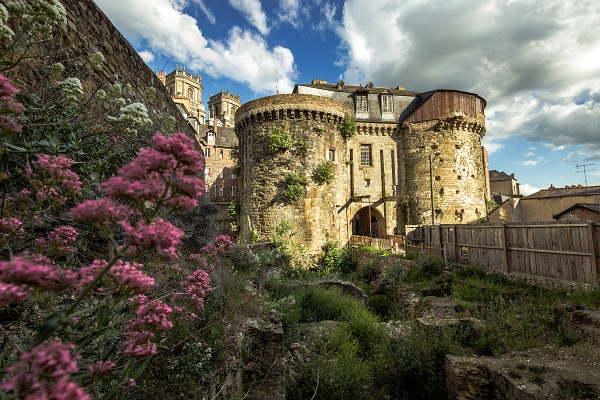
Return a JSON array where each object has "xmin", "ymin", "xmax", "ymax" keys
[{"xmin": 351, "ymin": 207, "xmax": 384, "ymax": 238}]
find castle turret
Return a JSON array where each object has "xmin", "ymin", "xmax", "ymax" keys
[
  {"xmin": 398, "ymin": 90, "xmax": 487, "ymax": 227},
  {"xmin": 235, "ymin": 94, "xmax": 351, "ymax": 251}
]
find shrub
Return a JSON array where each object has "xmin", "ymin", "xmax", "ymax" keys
[
  {"xmin": 267, "ymin": 123, "xmax": 293, "ymax": 152},
  {"xmin": 321, "ymin": 236, "xmax": 354, "ymax": 274},
  {"xmin": 295, "ymin": 138, "xmax": 310, "ymax": 156},
  {"xmin": 313, "ymin": 161, "xmax": 335, "ymax": 184},
  {"xmin": 282, "ymin": 172, "xmax": 307, "ymax": 202},
  {"xmin": 339, "ymin": 112, "xmax": 356, "ymax": 140}
]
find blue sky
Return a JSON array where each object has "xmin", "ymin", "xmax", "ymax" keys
[{"xmin": 93, "ymin": 0, "xmax": 600, "ymax": 195}]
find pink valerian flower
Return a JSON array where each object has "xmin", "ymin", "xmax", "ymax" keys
[
  {"xmin": 121, "ymin": 297, "xmax": 173, "ymax": 357},
  {"xmin": 67, "ymin": 259, "xmax": 108, "ymax": 289},
  {"xmin": 0, "ymin": 217, "xmax": 24, "ymax": 241},
  {"xmin": 0, "ymin": 342, "xmax": 89, "ymax": 400},
  {"xmin": 68, "ymin": 198, "xmax": 133, "ymax": 225},
  {"xmin": 88, "ymin": 360, "xmax": 116, "ymax": 377},
  {"xmin": 120, "ymin": 218, "xmax": 184, "ymax": 259},
  {"xmin": 36, "ymin": 225, "xmax": 79, "ymax": 255},
  {"xmin": 30, "ymin": 155, "xmax": 82, "ymax": 194},
  {"xmin": 181, "ymin": 269, "xmax": 212, "ymax": 310},
  {"xmin": 0, "ymin": 257, "xmax": 70, "ymax": 290},
  {"xmin": 0, "ymin": 74, "xmax": 24, "ymax": 136},
  {"xmin": 152, "ymin": 132, "xmax": 203, "ymax": 173},
  {"xmin": 100, "ymin": 133, "xmax": 205, "ymax": 212},
  {"xmin": 109, "ymin": 260, "xmax": 155, "ymax": 293},
  {"xmin": 22, "ymin": 155, "xmax": 81, "ymax": 206},
  {"xmin": 0, "ymin": 282, "xmax": 32, "ymax": 307}
]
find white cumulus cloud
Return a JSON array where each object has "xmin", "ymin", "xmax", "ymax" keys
[
  {"xmin": 229, "ymin": 0, "xmax": 269, "ymax": 35},
  {"xmin": 335, "ymin": 0, "xmax": 600, "ymax": 159},
  {"xmin": 520, "ymin": 183, "xmax": 540, "ymax": 196},
  {"xmin": 93, "ymin": 0, "xmax": 295, "ymax": 95},
  {"xmin": 138, "ymin": 50, "xmax": 154, "ymax": 63}
]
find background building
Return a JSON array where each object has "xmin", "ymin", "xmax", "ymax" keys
[{"xmin": 208, "ymin": 89, "xmax": 241, "ymax": 128}]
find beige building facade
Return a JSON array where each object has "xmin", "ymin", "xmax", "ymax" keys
[{"xmin": 490, "ymin": 185, "xmax": 600, "ymax": 223}]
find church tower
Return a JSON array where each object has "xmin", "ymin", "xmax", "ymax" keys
[
  {"xmin": 161, "ymin": 65, "xmax": 207, "ymax": 132},
  {"xmin": 208, "ymin": 88, "xmax": 241, "ymax": 128}
]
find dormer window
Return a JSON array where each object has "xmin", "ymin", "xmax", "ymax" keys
[
  {"xmin": 381, "ymin": 94, "xmax": 393, "ymax": 113},
  {"xmin": 207, "ymin": 132, "xmax": 215, "ymax": 144},
  {"xmin": 355, "ymin": 94, "xmax": 368, "ymax": 112},
  {"xmin": 365, "ymin": 82, "xmax": 373, "ymax": 90}
]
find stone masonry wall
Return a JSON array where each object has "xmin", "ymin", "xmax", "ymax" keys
[
  {"xmin": 5, "ymin": 0, "xmax": 195, "ymax": 138},
  {"xmin": 400, "ymin": 116, "xmax": 487, "ymax": 228},
  {"xmin": 347, "ymin": 124, "xmax": 400, "ymax": 237},
  {"xmin": 235, "ymin": 94, "xmax": 351, "ymax": 252}
]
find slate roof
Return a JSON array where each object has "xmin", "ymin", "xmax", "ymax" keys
[
  {"xmin": 527, "ymin": 185, "xmax": 600, "ymax": 199},
  {"xmin": 197, "ymin": 125, "xmax": 237, "ymax": 148},
  {"xmin": 553, "ymin": 203, "xmax": 600, "ymax": 219},
  {"xmin": 293, "ymin": 81, "xmax": 420, "ymax": 97}
]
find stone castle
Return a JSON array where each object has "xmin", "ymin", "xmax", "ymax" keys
[{"xmin": 235, "ymin": 80, "xmax": 489, "ymax": 252}]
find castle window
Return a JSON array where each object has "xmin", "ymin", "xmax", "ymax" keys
[
  {"xmin": 219, "ymin": 187, "xmax": 223, "ymax": 197},
  {"xmin": 328, "ymin": 148, "xmax": 335, "ymax": 161},
  {"xmin": 355, "ymin": 94, "xmax": 368, "ymax": 112},
  {"xmin": 360, "ymin": 144, "xmax": 372, "ymax": 166},
  {"xmin": 219, "ymin": 169, "xmax": 223, "ymax": 178},
  {"xmin": 231, "ymin": 186, "xmax": 236, "ymax": 197},
  {"xmin": 219, "ymin": 149, "xmax": 224, "ymax": 159},
  {"xmin": 204, "ymin": 167, "xmax": 210, "ymax": 181},
  {"xmin": 204, "ymin": 148, "xmax": 210, "ymax": 158},
  {"xmin": 381, "ymin": 94, "xmax": 393, "ymax": 113},
  {"xmin": 230, "ymin": 169, "xmax": 236, "ymax": 179},
  {"xmin": 188, "ymin": 87, "xmax": 194, "ymax": 101}
]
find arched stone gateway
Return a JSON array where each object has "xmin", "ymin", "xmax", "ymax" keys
[{"xmin": 352, "ymin": 207, "xmax": 384, "ymax": 238}]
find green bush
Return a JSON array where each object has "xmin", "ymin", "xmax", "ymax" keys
[
  {"xmin": 297, "ymin": 287, "xmax": 362, "ymax": 323},
  {"xmin": 282, "ymin": 172, "xmax": 307, "ymax": 202},
  {"xmin": 267, "ymin": 124, "xmax": 294, "ymax": 152},
  {"xmin": 321, "ymin": 237, "xmax": 354, "ymax": 274},
  {"xmin": 339, "ymin": 112, "xmax": 357, "ymax": 140},
  {"xmin": 295, "ymin": 138, "xmax": 310, "ymax": 156},
  {"xmin": 313, "ymin": 161, "xmax": 335, "ymax": 184}
]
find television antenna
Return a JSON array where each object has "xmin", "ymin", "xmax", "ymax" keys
[{"xmin": 576, "ymin": 163, "xmax": 596, "ymax": 186}]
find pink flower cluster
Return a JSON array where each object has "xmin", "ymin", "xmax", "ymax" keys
[
  {"xmin": 101, "ymin": 133, "xmax": 205, "ymax": 212},
  {"xmin": 69, "ymin": 198, "xmax": 132, "ymax": 225},
  {"xmin": 121, "ymin": 218, "xmax": 184, "ymax": 259},
  {"xmin": 36, "ymin": 225, "xmax": 79, "ymax": 255},
  {"xmin": 0, "ymin": 257, "xmax": 64, "ymax": 290},
  {"xmin": 0, "ymin": 342, "xmax": 89, "ymax": 399},
  {"xmin": 181, "ymin": 269, "xmax": 212, "ymax": 310},
  {"xmin": 190, "ymin": 235, "xmax": 234, "ymax": 269},
  {"xmin": 0, "ymin": 282, "xmax": 31, "ymax": 308},
  {"xmin": 24, "ymin": 155, "xmax": 81, "ymax": 205},
  {"xmin": 0, "ymin": 217, "xmax": 24, "ymax": 242},
  {"xmin": 109, "ymin": 260, "xmax": 154, "ymax": 294},
  {"xmin": 88, "ymin": 360, "xmax": 115, "ymax": 377},
  {"xmin": 0, "ymin": 74, "xmax": 24, "ymax": 136},
  {"xmin": 121, "ymin": 296, "xmax": 173, "ymax": 357}
]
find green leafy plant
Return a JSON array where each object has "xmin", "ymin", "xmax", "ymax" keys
[
  {"xmin": 339, "ymin": 112, "xmax": 357, "ymax": 140},
  {"xmin": 295, "ymin": 138, "xmax": 310, "ymax": 156},
  {"xmin": 313, "ymin": 161, "xmax": 335, "ymax": 184},
  {"xmin": 282, "ymin": 172, "xmax": 307, "ymax": 202},
  {"xmin": 267, "ymin": 123, "xmax": 293, "ymax": 152}
]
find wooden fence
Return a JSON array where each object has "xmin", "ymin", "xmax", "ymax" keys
[
  {"xmin": 406, "ymin": 222, "xmax": 600, "ymax": 284},
  {"xmin": 349, "ymin": 235, "xmax": 405, "ymax": 252}
]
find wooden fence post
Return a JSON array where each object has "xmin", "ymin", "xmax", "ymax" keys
[
  {"xmin": 437, "ymin": 224, "xmax": 443, "ymax": 258},
  {"xmin": 501, "ymin": 223, "xmax": 510, "ymax": 273},
  {"xmin": 587, "ymin": 221, "xmax": 598, "ymax": 283}
]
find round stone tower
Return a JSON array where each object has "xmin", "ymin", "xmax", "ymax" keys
[
  {"xmin": 235, "ymin": 94, "xmax": 351, "ymax": 252},
  {"xmin": 398, "ymin": 90, "xmax": 487, "ymax": 227}
]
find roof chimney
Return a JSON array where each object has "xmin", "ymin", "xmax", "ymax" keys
[{"xmin": 213, "ymin": 117, "xmax": 217, "ymax": 133}]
